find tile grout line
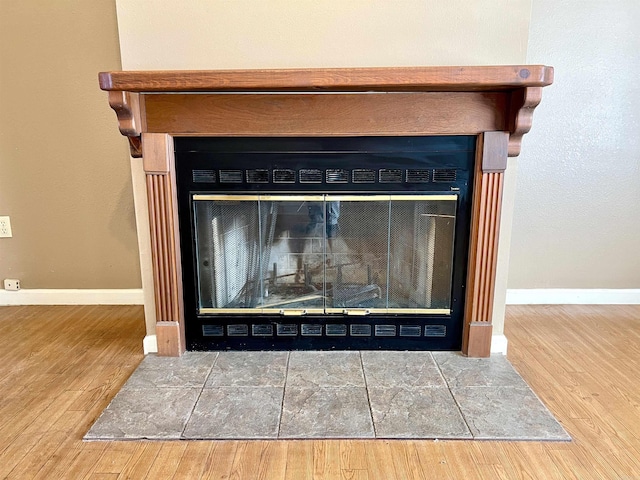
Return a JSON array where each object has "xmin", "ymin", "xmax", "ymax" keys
[
  {"xmin": 431, "ymin": 352, "xmax": 475, "ymax": 439},
  {"xmin": 359, "ymin": 351, "xmax": 378, "ymax": 438},
  {"xmin": 180, "ymin": 352, "xmax": 219, "ymax": 439},
  {"xmin": 276, "ymin": 351, "xmax": 292, "ymax": 439}
]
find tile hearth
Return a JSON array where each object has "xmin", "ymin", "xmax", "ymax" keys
[{"xmin": 85, "ymin": 351, "xmax": 570, "ymax": 441}]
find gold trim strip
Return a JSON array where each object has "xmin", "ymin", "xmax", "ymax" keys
[
  {"xmin": 199, "ymin": 307, "xmax": 332, "ymax": 315},
  {"xmin": 386, "ymin": 308, "xmax": 451, "ymax": 315},
  {"xmin": 327, "ymin": 194, "xmax": 458, "ymax": 202},
  {"xmin": 324, "ymin": 307, "xmax": 451, "ymax": 315},
  {"xmin": 389, "ymin": 195, "xmax": 458, "ymax": 201},
  {"xmin": 327, "ymin": 195, "xmax": 390, "ymax": 202},
  {"xmin": 194, "ymin": 194, "xmax": 458, "ymax": 202},
  {"xmin": 259, "ymin": 195, "xmax": 324, "ymax": 202},
  {"xmin": 193, "ymin": 194, "xmax": 258, "ymax": 201},
  {"xmin": 327, "ymin": 195, "xmax": 457, "ymax": 202},
  {"xmin": 199, "ymin": 307, "xmax": 262, "ymax": 314}
]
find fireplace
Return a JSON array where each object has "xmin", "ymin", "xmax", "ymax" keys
[
  {"xmin": 176, "ymin": 136, "xmax": 474, "ymax": 350},
  {"xmin": 99, "ymin": 65, "xmax": 553, "ymax": 356}
]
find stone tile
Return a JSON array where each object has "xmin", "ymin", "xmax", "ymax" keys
[
  {"xmin": 361, "ymin": 351, "xmax": 446, "ymax": 387},
  {"xmin": 287, "ymin": 351, "xmax": 365, "ymax": 387},
  {"xmin": 433, "ymin": 352, "xmax": 528, "ymax": 388},
  {"xmin": 280, "ymin": 387, "xmax": 374, "ymax": 438},
  {"xmin": 85, "ymin": 387, "xmax": 200, "ymax": 440},
  {"xmin": 368, "ymin": 386, "xmax": 471, "ymax": 439},
  {"xmin": 183, "ymin": 387, "xmax": 283, "ymax": 439},
  {"xmin": 205, "ymin": 351, "xmax": 288, "ymax": 387},
  {"xmin": 452, "ymin": 386, "xmax": 571, "ymax": 441},
  {"xmin": 124, "ymin": 352, "xmax": 217, "ymax": 388}
]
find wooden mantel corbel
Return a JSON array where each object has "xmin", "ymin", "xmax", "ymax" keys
[
  {"xmin": 100, "ymin": 65, "xmax": 553, "ymax": 357},
  {"xmin": 107, "ymin": 90, "xmax": 143, "ymax": 157}
]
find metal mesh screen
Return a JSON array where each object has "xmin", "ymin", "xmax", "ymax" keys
[
  {"xmin": 325, "ymin": 199, "xmax": 388, "ymax": 309},
  {"xmin": 388, "ymin": 198, "xmax": 456, "ymax": 310},
  {"xmin": 193, "ymin": 194, "xmax": 456, "ymax": 314}
]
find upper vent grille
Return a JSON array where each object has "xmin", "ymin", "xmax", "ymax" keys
[
  {"xmin": 299, "ymin": 169, "xmax": 323, "ymax": 183},
  {"xmin": 246, "ymin": 169, "xmax": 269, "ymax": 183},
  {"xmin": 219, "ymin": 170, "xmax": 243, "ymax": 183},
  {"xmin": 352, "ymin": 169, "xmax": 376, "ymax": 183},
  {"xmin": 379, "ymin": 169, "xmax": 403, "ymax": 183},
  {"xmin": 433, "ymin": 169, "xmax": 457, "ymax": 182},
  {"xmin": 273, "ymin": 169, "xmax": 296, "ymax": 183},
  {"xmin": 406, "ymin": 169, "xmax": 430, "ymax": 183},
  {"xmin": 192, "ymin": 169, "xmax": 216, "ymax": 183},
  {"xmin": 326, "ymin": 169, "xmax": 349, "ymax": 183}
]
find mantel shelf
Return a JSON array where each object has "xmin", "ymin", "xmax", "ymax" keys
[{"xmin": 99, "ymin": 65, "xmax": 553, "ymax": 93}]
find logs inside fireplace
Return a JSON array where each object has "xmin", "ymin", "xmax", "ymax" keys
[{"xmin": 99, "ymin": 65, "xmax": 553, "ymax": 356}]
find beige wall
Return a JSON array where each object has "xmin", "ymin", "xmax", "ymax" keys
[
  {"xmin": 116, "ymin": 0, "xmax": 531, "ymax": 69},
  {"xmin": 509, "ymin": 0, "xmax": 640, "ymax": 289},
  {"xmin": 0, "ymin": 0, "xmax": 141, "ymax": 289}
]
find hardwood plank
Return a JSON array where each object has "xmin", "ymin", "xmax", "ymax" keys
[
  {"xmin": 90, "ymin": 443, "xmax": 143, "ymax": 476},
  {"xmin": 172, "ymin": 441, "xmax": 214, "ymax": 480},
  {"xmin": 313, "ymin": 441, "xmax": 341, "ymax": 480},
  {"xmin": 143, "ymin": 442, "xmax": 187, "ymax": 479},
  {"xmin": 340, "ymin": 440, "xmax": 368, "ymax": 471},
  {"xmin": 202, "ymin": 442, "xmax": 239, "ymax": 480},
  {"xmin": 284, "ymin": 441, "xmax": 313, "ymax": 480},
  {"xmin": 116, "ymin": 442, "xmax": 162, "ymax": 480}
]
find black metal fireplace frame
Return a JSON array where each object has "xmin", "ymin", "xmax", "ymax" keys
[{"xmin": 176, "ymin": 135, "xmax": 475, "ymax": 351}]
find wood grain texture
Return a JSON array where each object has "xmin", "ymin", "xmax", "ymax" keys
[
  {"xmin": 481, "ymin": 131, "xmax": 509, "ymax": 173},
  {"xmin": 465, "ymin": 322, "xmax": 493, "ymax": 358},
  {"xmin": 2, "ymin": 304, "xmax": 640, "ymax": 478},
  {"xmin": 107, "ymin": 90, "xmax": 143, "ymax": 157},
  {"xmin": 99, "ymin": 65, "xmax": 553, "ymax": 92},
  {"xmin": 156, "ymin": 321, "xmax": 183, "ymax": 357},
  {"xmin": 143, "ymin": 92, "xmax": 507, "ymax": 136},
  {"xmin": 463, "ymin": 133, "xmax": 507, "ymax": 356},
  {"xmin": 507, "ymin": 87, "xmax": 544, "ymax": 156},
  {"xmin": 143, "ymin": 133, "xmax": 185, "ymax": 356}
]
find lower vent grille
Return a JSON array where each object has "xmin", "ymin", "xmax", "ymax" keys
[{"xmin": 425, "ymin": 325, "xmax": 447, "ymax": 337}]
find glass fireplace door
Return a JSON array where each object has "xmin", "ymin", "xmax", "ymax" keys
[{"xmin": 193, "ymin": 194, "xmax": 457, "ymax": 316}]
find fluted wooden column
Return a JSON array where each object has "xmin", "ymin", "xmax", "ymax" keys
[
  {"xmin": 463, "ymin": 131, "xmax": 509, "ymax": 357},
  {"xmin": 142, "ymin": 133, "xmax": 185, "ymax": 356}
]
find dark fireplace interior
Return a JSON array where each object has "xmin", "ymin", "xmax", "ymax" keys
[{"xmin": 176, "ymin": 136, "xmax": 475, "ymax": 351}]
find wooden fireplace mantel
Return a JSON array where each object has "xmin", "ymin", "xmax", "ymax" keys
[{"xmin": 100, "ymin": 65, "xmax": 553, "ymax": 357}]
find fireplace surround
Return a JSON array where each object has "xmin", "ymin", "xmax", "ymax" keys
[{"xmin": 99, "ymin": 65, "xmax": 553, "ymax": 357}]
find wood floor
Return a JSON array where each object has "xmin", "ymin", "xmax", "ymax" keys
[{"xmin": 0, "ymin": 305, "xmax": 639, "ymax": 479}]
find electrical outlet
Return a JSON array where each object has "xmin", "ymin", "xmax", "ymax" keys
[
  {"xmin": 4, "ymin": 279, "xmax": 20, "ymax": 291},
  {"xmin": 0, "ymin": 216, "xmax": 12, "ymax": 238}
]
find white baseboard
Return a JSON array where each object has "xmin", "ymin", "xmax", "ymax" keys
[
  {"xmin": 506, "ymin": 288, "xmax": 640, "ymax": 305},
  {"xmin": 0, "ymin": 288, "xmax": 144, "ymax": 306},
  {"xmin": 491, "ymin": 334, "xmax": 508, "ymax": 355},
  {"xmin": 143, "ymin": 334, "xmax": 158, "ymax": 354}
]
